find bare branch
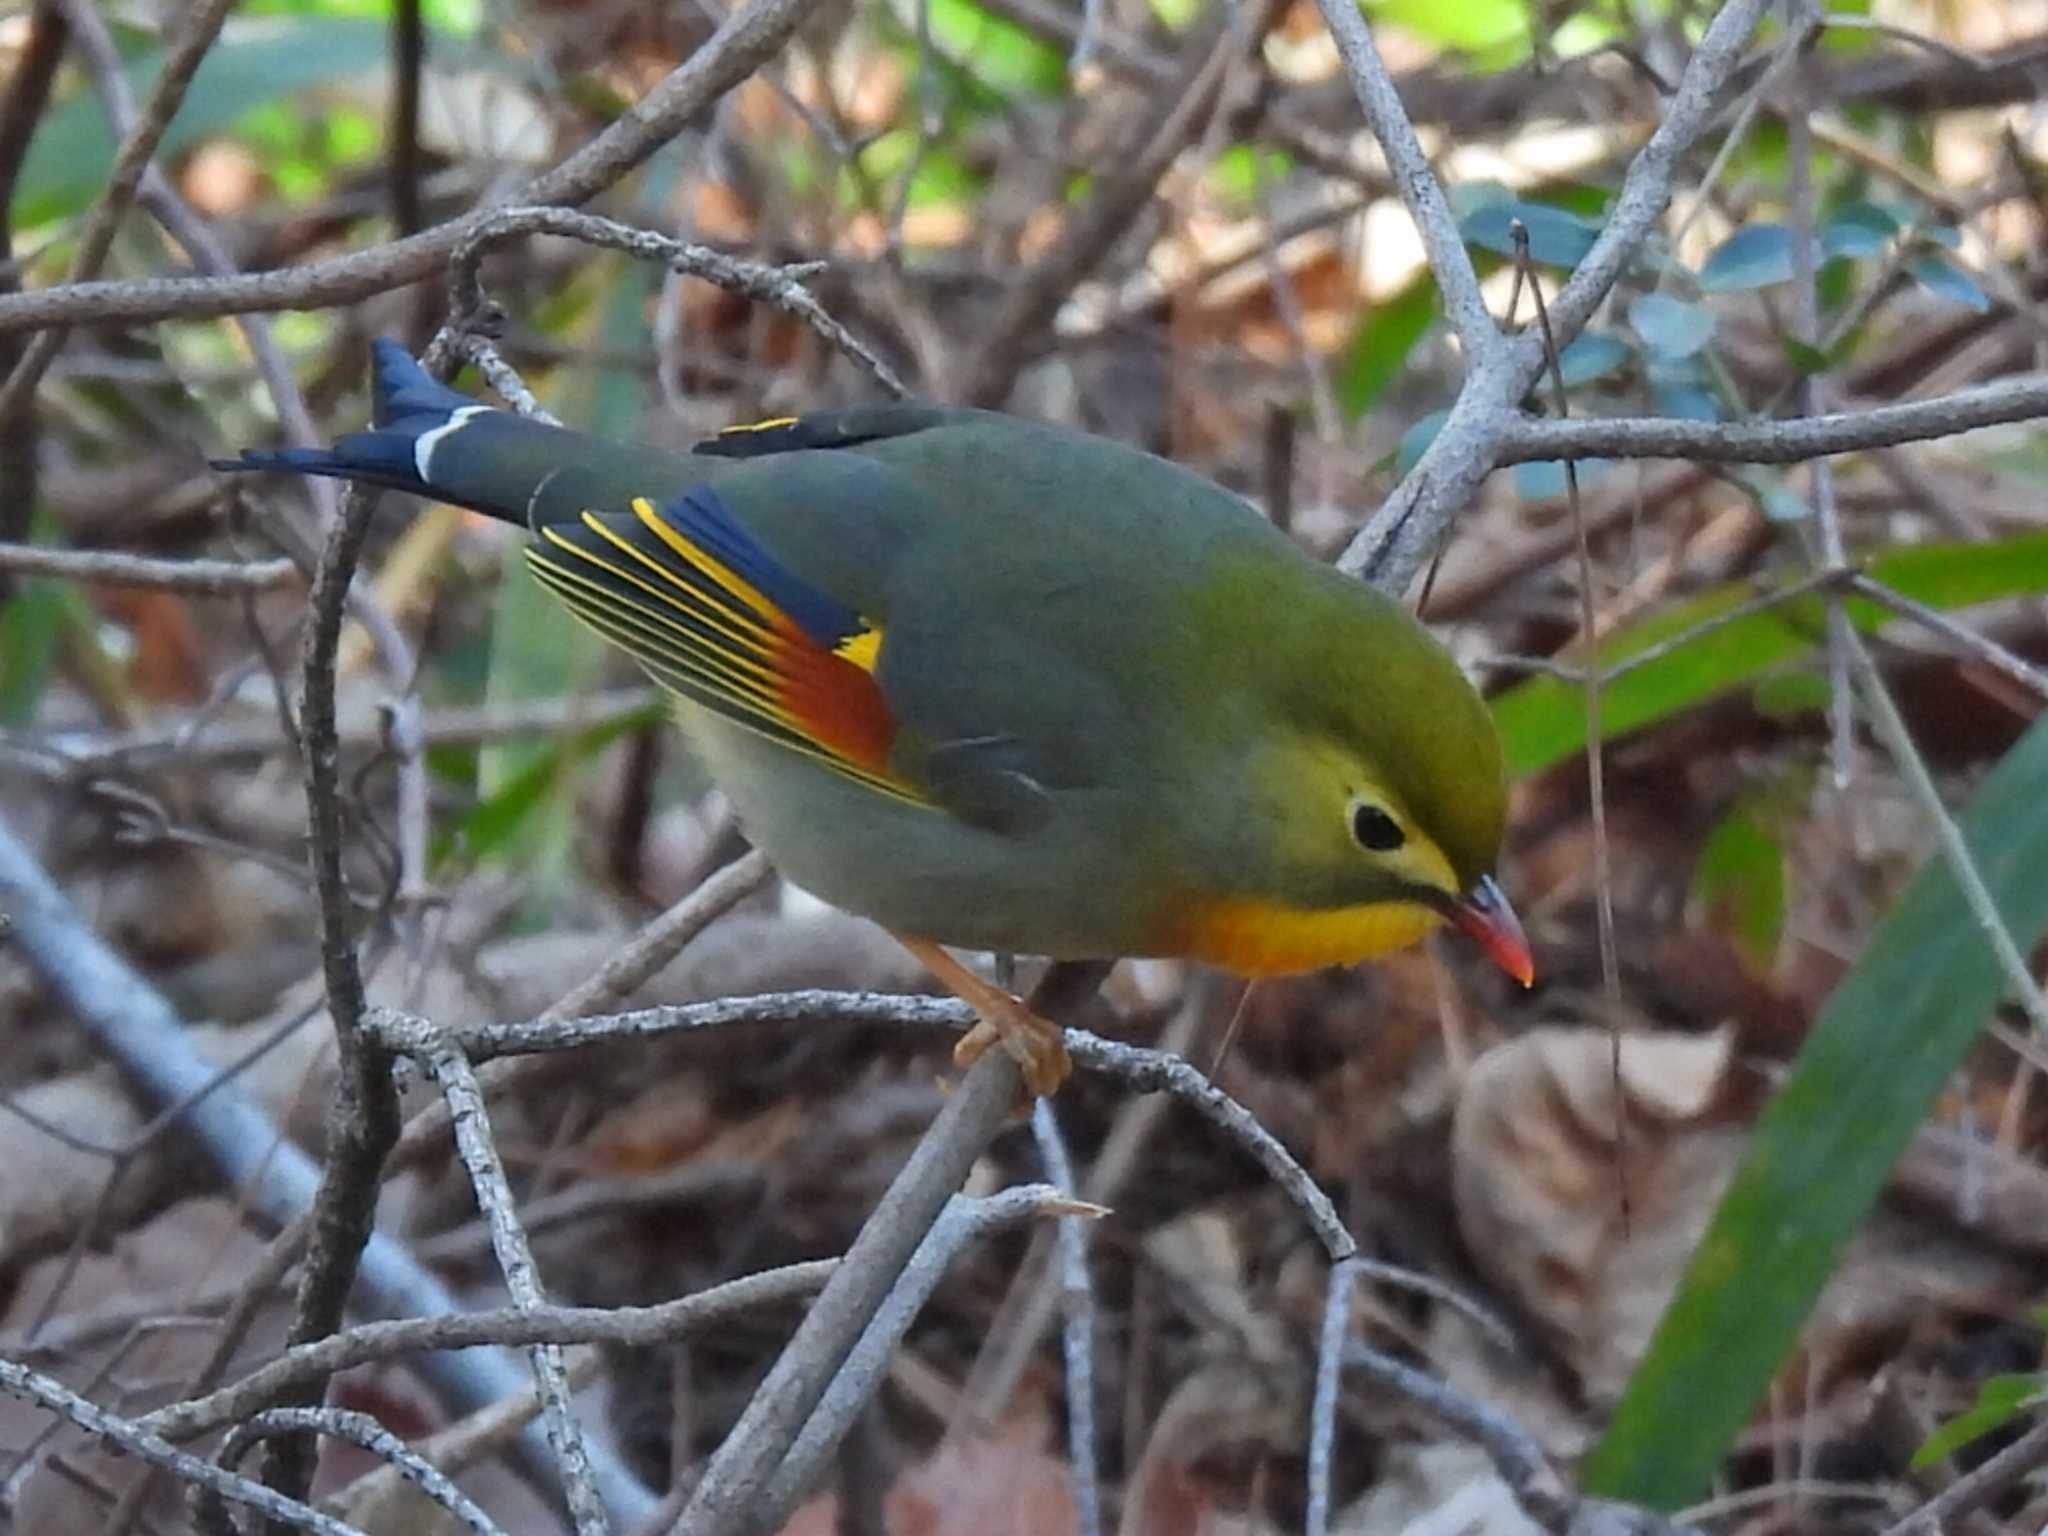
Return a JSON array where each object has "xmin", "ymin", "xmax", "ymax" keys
[
  {"xmin": 1306, "ymin": 0, "xmax": 1494, "ymax": 360},
  {"xmin": 1344, "ymin": 0, "xmax": 1773, "ymax": 594},
  {"xmin": 272, "ymin": 476, "xmax": 405, "ymax": 1512},
  {"xmin": 381, "ymin": 1022, "xmax": 615, "ymax": 1536},
  {"xmin": 141, "ymin": 1262, "xmax": 837, "ymax": 1445},
  {"xmin": 0, "ymin": 0, "xmax": 235, "ymax": 417},
  {"xmin": 0, "ymin": 0, "xmax": 825, "ymax": 334},
  {"xmin": 675, "ymin": 1048, "xmax": 1026, "ymax": 1536},
  {"xmin": 0, "ymin": 815, "xmax": 655, "ymax": 1511},
  {"xmin": 213, "ymin": 1408, "xmax": 505, "ymax": 1536},
  {"xmin": 1304, "ymin": 1256, "xmax": 1356, "ymax": 1536},
  {"xmin": 0, "ymin": 544, "xmax": 300, "ymax": 594},
  {"xmin": 1876, "ymin": 1416, "xmax": 2048, "ymax": 1536},
  {"xmin": 1030, "ymin": 1101, "xmax": 1104, "ymax": 1536},
  {"xmin": 0, "ymin": 1358, "xmax": 365, "ymax": 1536},
  {"xmin": 1494, "ymin": 374, "xmax": 2048, "ymax": 464},
  {"xmin": 448, "ymin": 207, "xmax": 906, "ymax": 398},
  {"xmin": 760, "ymin": 1187, "xmax": 1097, "ymax": 1521}
]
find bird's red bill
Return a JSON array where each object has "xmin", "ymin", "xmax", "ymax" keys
[{"xmin": 1449, "ymin": 875, "xmax": 1534, "ymax": 987}]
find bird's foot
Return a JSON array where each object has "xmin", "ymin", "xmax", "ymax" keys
[
  {"xmin": 953, "ymin": 1005, "xmax": 1071, "ymax": 1097},
  {"xmin": 895, "ymin": 933, "xmax": 1072, "ymax": 1096}
]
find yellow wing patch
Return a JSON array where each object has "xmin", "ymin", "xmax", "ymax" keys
[{"xmin": 524, "ymin": 489, "xmax": 926, "ymax": 806}]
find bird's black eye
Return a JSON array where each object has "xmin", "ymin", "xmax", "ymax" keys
[{"xmin": 1351, "ymin": 803, "xmax": 1405, "ymax": 852}]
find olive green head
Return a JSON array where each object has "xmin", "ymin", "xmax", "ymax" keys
[{"xmin": 1163, "ymin": 553, "xmax": 1521, "ymax": 980}]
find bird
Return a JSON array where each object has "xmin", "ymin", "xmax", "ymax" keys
[{"xmin": 220, "ymin": 340, "xmax": 1532, "ymax": 1094}]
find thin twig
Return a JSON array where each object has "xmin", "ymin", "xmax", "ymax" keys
[
  {"xmin": 0, "ymin": 0, "xmax": 236, "ymax": 420},
  {"xmin": 1492, "ymin": 375, "xmax": 2048, "ymax": 464},
  {"xmin": 675, "ymin": 1049, "xmax": 1025, "ymax": 1535},
  {"xmin": 389, "ymin": 1023, "xmax": 613, "ymax": 1534},
  {"xmin": 1846, "ymin": 628, "xmax": 2048, "ymax": 1042},
  {"xmin": 759, "ymin": 1187, "xmax": 1099, "ymax": 1521},
  {"xmin": 1344, "ymin": 1345, "xmax": 1575, "ymax": 1536},
  {"xmin": 1343, "ymin": 0, "xmax": 1773, "ymax": 594},
  {"xmin": 0, "ymin": 815, "xmax": 656, "ymax": 1512},
  {"xmin": 1031, "ymin": 1100, "xmax": 1104, "ymax": 1536},
  {"xmin": 0, "ymin": 544, "xmax": 300, "ymax": 594},
  {"xmin": 213, "ymin": 1408, "xmax": 504, "ymax": 1536},
  {"xmin": 272, "ymin": 475, "xmax": 405, "ymax": 1512},
  {"xmin": 0, "ymin": 1358, "xmax": 365, "ymax": 1536},
  {"xmin": 141, "ymin": 1262, "xmax": 837, "ymax": 1445},
  {"xmin": 1304, "ymin": 1257, "xmax": 1356, "ymax": 1536},
  {"xmin": 449, "ymin": 205, "xmax": 905, "ymax": 397},
  {"xmin": 1875, "ymin": 1416, "xmax": 2048, "ymax": 1536},
  {"xmin": 2, "ymin": 689, "xmax": 659, "ymax": 780},
  {"xmin": 0, "ymin": 0, "xmax": 827, "ymax": 335},
  {"xmin": 1306, "ymin": 0, "xmax": 1495, "ymax": 360}
]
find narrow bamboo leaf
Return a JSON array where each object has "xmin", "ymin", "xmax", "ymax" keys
[
  {"xmin": 1585, "ymin": 710, "xmax": 2048, "ymax": 1507},
  {"xmin": 1911, "ymin": 1375, "xmax": 2045, "ymax": 1469},
  {"xmin": 0, "ymin": 579, "xmax": 68, "ymax": 727},
  {"xmin": 1491, "ymin": 531, "xmax": 2048, "ymax": 777}
]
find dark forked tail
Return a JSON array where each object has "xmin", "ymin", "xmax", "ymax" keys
[{"xmin": 212, "ymin": 340, "xmax": 599, "ymax": 528}]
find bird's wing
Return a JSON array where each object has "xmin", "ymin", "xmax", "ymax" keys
[{"xmin": 524, "ymin": 484, "xmax": 929, "ymax": 807}]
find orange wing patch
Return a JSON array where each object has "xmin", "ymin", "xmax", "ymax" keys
[{"xmin": 525, "ymin": 488, "xmax": 922, "ymax": 803}]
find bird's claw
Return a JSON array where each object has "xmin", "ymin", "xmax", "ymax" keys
[{"xmin": 953, "ymin": 1002, "xmax": 1071, "ymax": 1096}]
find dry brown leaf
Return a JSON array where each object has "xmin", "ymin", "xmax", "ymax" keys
[
  {"xmin": 781, "ymin": 1401, "xmax": 1079, "ymax": 1536},
  {"xmin": 1451, "ymin": 1026, "xmax": 1743, "ymax": 1402}
]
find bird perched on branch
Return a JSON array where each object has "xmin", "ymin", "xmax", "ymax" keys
[{"xmin": 221, "ymin": 341, "xmax": 1531, "ymax": 1093}]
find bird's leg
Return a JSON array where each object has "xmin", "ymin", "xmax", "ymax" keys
[{"xmin": 894, "ymin": 934, "xmax": 1072, "ymax": 1095}]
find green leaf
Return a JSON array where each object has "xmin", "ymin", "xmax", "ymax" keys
[
  {"xmin": 1912, "ymin": 1375, "xmax": 2044, "ymax": 1468},
  {"xmin": 1690, "ymin": 806, "xmax": 1785, "ymax": 970},
  {"xmin": 1697, "ymin": 223, "xmax": 1795, "ymax": 291},
  {"xmin": 1555, "ymin": 330, "xmax": 1631, "ymax": 387},
  {"xmin": 1365, "ymin": 0, "xmax": 1530, "ymax": 55},
  {"xmin": 1779, "ymin": 336, "xmax": 1831, "ymax": 375},
  {"xmin": 1337, "ymin": 276, "xmax": 1438, "ymax": 421},
  {"xmin": 1513, "ymin": 457, "xmax": 1607, "ymax": 500},
  {"xmin": 476, "ymin": 254, "xmax": 648, "ymax": 895},
  {"xmin": 1759, "ymin": 480, "xmax": 1813, "ymax": 524},
  {"xmin": 1586, "ymin": 712, "xmax": 2048, "ymax": 1507},
  {"xmin": 925, "ymin": 0, "xmax": 1068, "ymax": 98},
  {"xmin": 1395, "ymin": 409, "xmax": 1449, "ymax": 478},
  {"xmin": 1909, "ymin": 255, "xmax": 1991, "ymax": 313},
  {"xmin": 443, "ymin": 708, "xmax": 652, "ymax": 865},
  {"xmin": 1652, "ymin": 383, "xmax": 1721, "ymax": 422},
  {"xmin": 0, "ymin": 579, "xmax": 68, "ymax": 727},
  {"xmin": 1820, "ymin": 200, "xmax": 1900, "ymax": 260},
  {"xmin": 16, "ymin": 17, "xmax": 408, "ymax": 228},
  {"xmin": 1628, "ymin": 293, "xmax": 1717, "ymax": 359},
  {"xmin": 1491, "ymin": 530, "xmax": 2048, "ymax": 778},
  {"xmin": 1461, "ymin": 199, "xmax": 1603, "ymax": 269}
]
